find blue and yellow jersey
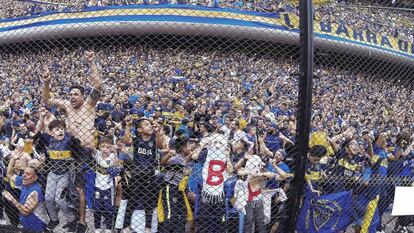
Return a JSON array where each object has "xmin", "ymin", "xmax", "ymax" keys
[
  {"xmin": 371, "ymin": 145, "xmax": 390, "ymax": 177},
  {"xmin": 305, "ymin": 163, "xmax": 325, "ymax": 189},
  {"xmin": 130, "ymin": 107, "xmax": 144, "ymax": 120},
  {"xmin": 172, "ymin": 111, "xmax": 185, "ymax": 128},
  {"xmin": 157, "ymin": 174, "xmax": 194, "ymax": 223},
  {"xmin": 337, "ymin": 157, "xmax": 359, "ymax": 178},
  {"xmin": 46, "ymin": 132, "xmax": 79, "ymax": 175},
  {"xmin": 3, "ymin": 176, "xmax": 21, "ymax": 190}
]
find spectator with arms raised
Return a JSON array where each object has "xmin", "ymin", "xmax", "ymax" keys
[{"xmin": 41, "ymin": 51, "xmax": 103, "ymax": 233}]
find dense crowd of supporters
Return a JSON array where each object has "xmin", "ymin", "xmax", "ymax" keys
[
  {"xmin": 0, "ymin": 46, "xmax": 413, "ymax": 233},
  {"xmin": 0, "ymin": 0, "xmax": 413, "ymax": 43}
]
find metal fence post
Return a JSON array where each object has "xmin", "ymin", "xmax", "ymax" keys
[{"xmin": 286, "ymin": 0, "xmax": 314, "ymax": 231}]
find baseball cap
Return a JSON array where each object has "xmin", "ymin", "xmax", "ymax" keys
[{"xmin": 275, "ymin": 149, "xmax": 287, "ymax": 158}]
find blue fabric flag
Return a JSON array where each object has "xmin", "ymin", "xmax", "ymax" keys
[{"xmin": 296, "ymin": 190, "xmax": 353, "ymax": 233}]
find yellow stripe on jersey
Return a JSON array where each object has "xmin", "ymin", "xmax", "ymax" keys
[
  {"xmin": 48, "ymin": 150, "xmax": 72, "ymax": 160},
  {"xmin": 179, "ymin": 176, "xmax": 194, "ymax": 221},
  {"xmin": 157, "ymin": 190, "xmax": 165, "ymax": 223},
  {"xmin": 338, "ymin": 158, "xmax": 357, "ymax": 171},
  {"xmin": 370, "ymin": 154, "xmax": 388, "ymax": 167},
  {"xmin": 305, "ymin": 171, "xmax": 321, "ymax": 181}
]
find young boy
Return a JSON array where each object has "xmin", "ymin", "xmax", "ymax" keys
[
  {"xmin": 92, "ymin": 136, "xmax": 122, "ymax": 233},
  {"xmin": 34, "ymin": 119, "xmax": 82, "ymax": 230},
  {"xmin": 234, "ymin": 154, "xmax": 291, "ymax": 233},
  {"xmin": 305, "ymin": 145, "xmax": 328, "ymax": 195}
]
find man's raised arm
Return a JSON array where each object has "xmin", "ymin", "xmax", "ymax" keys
[
  {"xmin": 85, "ymin": 51, "xmax": 103, "ymax": 107},
  {"xmin": 41, "ymin": 66, "xmax": 68, "ymax": 109}
]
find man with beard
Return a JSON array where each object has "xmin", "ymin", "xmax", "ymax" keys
[{"xmin": 42, "ymin": 51, "xmax": 102, "ymax": 233}]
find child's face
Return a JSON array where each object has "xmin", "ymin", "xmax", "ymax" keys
[
  {"xmin": 99, "ymin": 142, "xmax": 113, "ymax": 156},
  {"xmin": 51, "ymin": 127, "xmax": 65, "ymax": 141},
  {"xmin": 308, "ymin": 155, "xmax": 321, "ymax": 165}
]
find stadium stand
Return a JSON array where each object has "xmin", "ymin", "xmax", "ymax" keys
[{"xmin": 0, "ymin": 1, "xmax": 413, "ymax": 233}]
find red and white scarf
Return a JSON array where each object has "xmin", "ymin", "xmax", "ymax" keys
[{"xmin": 201, "ymin": 133, "xmax": 229, "ymax": 203}]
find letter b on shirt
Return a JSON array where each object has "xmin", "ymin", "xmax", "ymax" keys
[{"xmin": 206, "ymin": 160, "xmax": 226, "ymax": 186}]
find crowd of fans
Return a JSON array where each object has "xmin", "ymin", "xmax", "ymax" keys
[
  {"xmin": 0, "ymin": 0, "xmax": 413, "ymax": 43},
  {"xmin": 0, "ymin": 45, "xmax": 413, "ymax": 233}
]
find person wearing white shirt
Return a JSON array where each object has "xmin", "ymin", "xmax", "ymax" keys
[{"xmin": 92, "ymin": 137, "xmax": 121, "ymax": 233}]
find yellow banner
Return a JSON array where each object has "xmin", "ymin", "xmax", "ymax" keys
[
  {"xmin": 280, "ymin": 13, "xmax": 414, "ymax": 57},
  {"xmin": 287, "ymin": 0, "xmax": 333, "ymax": 5}
]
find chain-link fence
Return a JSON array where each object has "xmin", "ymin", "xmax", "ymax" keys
[
  {"xmin": 0, "ymin": 0, "xmax": 413, "ymax": 233},
  {"xmin": 306, "ymin": 1, "xmax": 414, "ymax": 233}
]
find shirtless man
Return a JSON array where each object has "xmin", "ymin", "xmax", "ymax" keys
[{"xmin": 42, "ymin": 51, "xmax": 102, "ymax": 233}]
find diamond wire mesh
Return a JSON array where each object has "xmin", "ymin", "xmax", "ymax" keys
[
  {"xmin": 307, "ymin": 1, "xmax": 414, "ymax": 233},
  {"xmin": 0, "ymin": 0, "xmax": 412, "ymax": 233}
]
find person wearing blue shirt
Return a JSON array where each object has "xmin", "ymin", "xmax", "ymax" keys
[
  {"xmin": 245, "ymin": 126, "xmax": 257, "ymax": 144},
  {"xmin": 304, "ymin": 145, "xmax": 328, "ymax": 195},
  {"xmin": 258, "ymin": 136, "xmax": 292, "ymax": 233},
  {"xmin": 177, "ymin": 119, "xmax": 191, "ymax": 139},
  {"xmin": 231, "ymin": 140, "xmax": 249, "ymax": 166},
  {"xmin": 33, "ymin": 119, "xmax": 82, "ymax": 231},
  {"xmin": 95, "ymin": 109, "xmax": 108, "ymax": 134},
  {"xmin": 143, "ymin": 104, "xmax": 155, "ymax": 118},
  {"xmin": 129, "ymin": 102, "xmax": 145, "ymax": 120},
  {"xmin": 120, "ymin": 118, "xmax": 164, "ymax": 232},
  {"xmin": 97, "ymin": 101, "xmax": 113, "ymax": 113},
  {"xmin": 264, "ymin": 131, "xmax": 282, "ymax": 152},
  {"xmin": 265, "ymin": 149, "xmax": 291, "ymax": 189},
  {"xmin": 127, "ymin": 95, "xmax": 139, "ymax": 106},
  {"xmin": 271, "ymin": 102, "xmax": 292, "ymax": 117},
  {"xmin": 111, "ymin": 103, "xmax": 125, "ymax": 123},
  {"xmin": 3, "ymin": 114, "xmax": 15, "ymax": 139},
  {"xmin": 2, "ymin": 166, "xmax": 49, "ymax": 233},
  {"xmin": 362, "ymin": 132, "xmax": 403, "ymax": 233},
  {"xmin": 333, "ymin": 139, "xmax": 364, "ymax": 192},
  {"xmin": 0, "ymin": 112, "xmax": 11, "ymax": 138}
]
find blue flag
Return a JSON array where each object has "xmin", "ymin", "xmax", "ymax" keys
[{"xmin": 296, "ymin": 190, "xmax": 353, "ymax": 233}]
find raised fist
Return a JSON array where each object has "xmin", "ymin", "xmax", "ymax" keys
[
  {"xmin": 42, "ymin": 66, "xmax": 51, "ymax": 83},
  {"xmin": 85, "ymin": 51, "xmax": 95, "ymax": 63}
]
